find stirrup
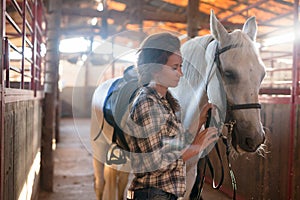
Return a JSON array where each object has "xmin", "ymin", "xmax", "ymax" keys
[{"xmin": 106, "ymin": 143, "xmax": 127, "ymax": 165}]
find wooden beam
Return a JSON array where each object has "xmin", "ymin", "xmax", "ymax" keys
[
  {"xmin": 0, "ymin": 0, "xmax": 5, "ymax": 198},
  {"xmin": 220, "ymin": 0, "xmax": 269, "ymax": 21},
  {"xmin": 187, "ymin": 0, "xmax": 200, "ymax": 38},
  {"xmin": 142, "ymin": 10, "xmax": 186, "ymax": 23},
  {"xmin": 61, "ymin": 7, "xmax": 188, "ymax": 23},
  {"xmin": 62, "ymin": 7, "xmax": 102, "ymax": 18},
  {"xmin": 41, "ymin": 0, "xmax": 61, "ymax": 192}
]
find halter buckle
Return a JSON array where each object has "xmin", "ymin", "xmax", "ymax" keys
[{"xmin": 224, "ymin": 120, "xmax": 236, "ymax": 137}]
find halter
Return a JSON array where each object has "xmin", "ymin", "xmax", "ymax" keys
[
  {"xmin": 214, "ymin": 42, "xmax": 262, "ymax": 113},
  {"xmin": 193, "ymin": 42, "xmax": 262, "ymax": 200}
]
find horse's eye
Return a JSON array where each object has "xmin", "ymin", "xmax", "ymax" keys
[{"xmin": 223, "ymin": 70, "xmax": 236, "ymax": 80}]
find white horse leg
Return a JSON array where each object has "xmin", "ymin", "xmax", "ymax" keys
[
  {"xmin": 103, "ymin": 165, "xmax": 118, "ymax": 200},
  {"xmin": 93, "ymin": 158, "xmax": 105, "ymax": 200},
  {"xmin": 103, "ymin": 164, "xmax": 130, "ymax": 200},
  {"xmin": 117, "ymin": 170, "xmax": 130, "ymax": 200}
]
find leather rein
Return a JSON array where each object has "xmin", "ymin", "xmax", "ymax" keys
[{"xmin": 192, "ymin": 42, "xmax": 262, "ymax": 200}]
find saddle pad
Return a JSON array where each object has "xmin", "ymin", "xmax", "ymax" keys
[{"xmin": 103, "ymin": 78, "xmax": 124, "ymax": 127}]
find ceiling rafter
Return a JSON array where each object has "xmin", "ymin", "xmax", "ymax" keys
[
  {"xmin": 220, "ymin": 0, "xmax": 269, "ymax": 21},
  {"xmin": 58, "ymin": 0, "xmax": 297, "ymax": 44}
]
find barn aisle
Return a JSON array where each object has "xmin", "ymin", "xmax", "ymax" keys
[
  {"xmin": 38, "ymin": 118, "xmax": 97, "ymax": 200},
  {"xmin": 38, "ymin": 118, "xmax": 231, "ymax": 200}
]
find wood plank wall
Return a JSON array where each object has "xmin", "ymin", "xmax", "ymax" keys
[
  {"xmin": 205, "ymin": 103, "xmax": 299, "ymax": 199},
  {"xmin": 3, "ymin": 99, "xmax": 42, "ymax": 200}
]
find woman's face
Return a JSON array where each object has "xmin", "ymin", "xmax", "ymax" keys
[{"xmin": 153, "ymin": 51, "xmax": 183, "ymax": 88}]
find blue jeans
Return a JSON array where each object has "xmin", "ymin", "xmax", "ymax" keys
[{"xmin": 133, "ymin": 187, "xmax": 177, "ymax": 200}]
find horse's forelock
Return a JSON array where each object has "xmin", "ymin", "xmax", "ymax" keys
[{"xmin": 229, "ymin": 30, "xmax": 258, "ymax": 55}]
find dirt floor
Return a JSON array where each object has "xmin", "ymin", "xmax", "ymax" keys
[
  {"xmin": 38, "ymin": 118, "xmax": 97, "ymax": 200},
  {"xmin": 38, "ymin": 118, "xmax": 231, "ymax": 200}
]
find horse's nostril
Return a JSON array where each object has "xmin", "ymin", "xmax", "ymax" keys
[{"xmin": 245, "ymin": 137, "xmax": 255, "ymax": 150}]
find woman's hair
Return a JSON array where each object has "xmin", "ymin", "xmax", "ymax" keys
[
  {"xmin": 137, "ymin": 32, "xmax": 181, "ymax": 112},
  {"xmin": 137, "ymin": 32, "xmax": 180, "ymax": 86}
]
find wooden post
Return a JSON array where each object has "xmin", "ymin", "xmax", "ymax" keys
[
  {"xmin": 137, "ymin": 0, "xmax": 144, "ymax": 42},
  {"xmin": 288, "ymin": 0, "xmax": 299, "ymax": 199},
  {"xmin": 187, "ymin": 0, "xmax": 200, "ymax": 38},
  {"xmin": 0, "ymin": 0, "xmax": 5, "ymax": 198},
  {"xmin": 41, "ymin": 0, "xmax": 62, "ymax": 191}
]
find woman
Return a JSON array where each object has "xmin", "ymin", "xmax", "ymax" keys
[{"xmin": 125, "ymin": 32, "xmax": 218, "ymax": 200}]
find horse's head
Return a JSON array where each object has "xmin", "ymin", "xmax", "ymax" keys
[{"xmin": 208, "ymin": 10, "xmax": 266, "ymax": 153}]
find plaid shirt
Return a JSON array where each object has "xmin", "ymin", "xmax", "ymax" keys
[{"xmin": 125, "ymin": 86, "xmax": 191, "ymax": 197}]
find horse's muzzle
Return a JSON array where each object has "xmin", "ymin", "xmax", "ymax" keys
[{"xmin": 237, "ymin": 129, "xmax": 265, "ymax": 152}]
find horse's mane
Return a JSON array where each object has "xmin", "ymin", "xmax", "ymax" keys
[
  {"xmin": 180, "ymin": 35, "xmax": 214, "ymax": 92},
  {"xmin": 174, "ymin": 35, "xmax": 215, "ymax": 130}
]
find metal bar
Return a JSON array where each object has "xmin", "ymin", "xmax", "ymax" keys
[
  {"xmin": 21, "ymin": 0, "xmax": 27, "ymax": 89},
  {"xmin": 36, "ymin": 22, "xmax": 43, "ymax": 36},
  {"xmin": 5, "ymin": 12, "xmax": 22, "ymax": 35},
  {"xmin": 4, "ymin": 37, "xmax": 9, "ymax": 88},
  {"xmin": 25, "ymin": 19, "xmax": 33, "ymax": 34},
  {"xmin": 259, "ymin": 88, "xmax": 291, "ymax": 95},
  {"xmin": 25, "ymin": 55, "xmax": 33, "ymax": 64},
  {"xmin": 37, "ymin": 0, "xmax": 44, "ymax": 90},
  {"xmin": 31, "ymin": 0, "xmax": 37, "ymax": 94},
  {"xmin": 259, "ymin": 95, "xmax": 291, "ymax": 104},
  {"xmin": 262, "ymin": 53, "xmax": 292, "ymax": 61},
  {"xmin": 288, "ymin": 0, "xmax": 299, "ymax": 199},
  {"xmin": 25, "ymin": 36, "xmax": 33, "ymax": 48},
  {"xmin": 9, "ymin": 66, "xmax": 22, "ymax": 73},
  {"xmin": 11, "ymin": 0, "xmax": 23, "ymax": 17},
  {"xmin": 265, "ymin": 67, "xmax": 293, "ymax": 72},
  {"xmin": 26, "ymin": 0, "xmax": 34, "ymax": 19},
  {"xmin": 9, "ymin": 42, "xmax": 20, "ymax": 53}
]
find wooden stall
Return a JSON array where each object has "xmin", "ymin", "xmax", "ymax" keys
[
  {"xmin": 206, "ymin": 103, "xmax": 300, "ymax": 199},
  {"xmin": 0, "ymin": 0, "xmax": 46, "ymax": 199}
]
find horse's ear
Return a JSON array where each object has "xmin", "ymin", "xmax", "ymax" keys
[
  {"xmin": 242, "ymin": 16, "xmax": 257, "ymax": 41},
  {"xmin": 210, "ymin": 9, "xmax": 229, "ymax": 43}
]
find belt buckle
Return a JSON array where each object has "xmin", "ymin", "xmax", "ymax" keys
[{"xmin": 127, "ymin": 190, "xmax": 134, "ymax": 200}]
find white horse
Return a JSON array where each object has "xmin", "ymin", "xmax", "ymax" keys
[
  {"xmin": 90, "ymin": 10, "xmax": 266, "ymax": 200},
  {"xmin": 172, "ymin": 10, "xmax": 266, "ymax": 199},
  {"xmin": 90, "ymin": 77, "xmax": 131, "ymax": 200}
]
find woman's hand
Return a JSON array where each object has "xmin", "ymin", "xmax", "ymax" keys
[
  {"xmin": 182, "ymin": 127, "xmax": 218, "ymax": 161},
  {"xmin": 192, "ymin": 127, "xmax": 218, "ymax": 152}
]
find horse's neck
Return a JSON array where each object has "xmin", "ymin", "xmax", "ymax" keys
[{"xmin": 172, "ymin": 35, "xmax": 214, "ymax": 133}]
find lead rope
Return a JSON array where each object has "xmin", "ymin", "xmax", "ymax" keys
[
  {"xmin": 222, "ymin": 120, "xmax": 237, "ymax": 200},
  {"xmin": 193, "ymin": 121, "xmax": 238, "ymax": 200}
]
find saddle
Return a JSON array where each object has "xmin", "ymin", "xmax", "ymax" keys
[{"xmin": 102, "ymin": 65, "xmax": 139, "ymax": 164}]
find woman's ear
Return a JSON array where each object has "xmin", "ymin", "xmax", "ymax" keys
[
  {"xmin": 151, "ymin": 67, "xmax": 162, "ymax": 80},
  {"xmin": 152, "ymin": 71, "xmax": 159, "ymax": 82}
]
